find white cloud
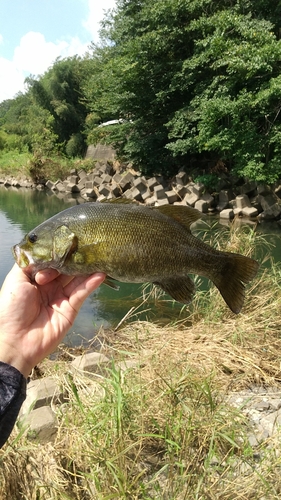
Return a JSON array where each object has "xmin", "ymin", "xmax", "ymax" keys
[
  {"xmin": 0, "ymin": 32, "xmax": 89, "ymax": 103},
  {"xmin": 0, "ymin": 0, "xmax": 117, "ymax": 103},
  {"xmin": 0, "ymin": 56, "xmax": 25, "ymax": 101},
  {"xmin": 83, "ymin": 0, "xmax": 116, "ymax": 42}
]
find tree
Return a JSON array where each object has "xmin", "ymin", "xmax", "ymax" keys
[
  {"xmin": 26, "ymin": 56, "xmax": 90, "ymax": 157},
  {"xmin": 85, "ymin": 0, "xmax": 281, "ymax": 182}
]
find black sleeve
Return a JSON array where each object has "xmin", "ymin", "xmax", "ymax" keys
[{"xmin": 0, "ymin": 362, "xmax": 27, "ymax": 448}]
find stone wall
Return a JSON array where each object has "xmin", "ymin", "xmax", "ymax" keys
[{"xmin": 1, "ymin": 161, "xmax": 281, "ymax": 222}]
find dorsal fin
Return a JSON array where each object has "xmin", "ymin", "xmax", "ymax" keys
[{"xmin": 153, "ymin": 205, "xmax": 201, "ymax": 232}]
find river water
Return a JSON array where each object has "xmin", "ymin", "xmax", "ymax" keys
[{"xmin": 0, "ymin": 185, "xmax": 280, "ymax": 346}]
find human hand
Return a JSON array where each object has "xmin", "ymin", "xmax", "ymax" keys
[{"xmin": 0, "ymin": 265, "xmax": 105, "ymax": 377}]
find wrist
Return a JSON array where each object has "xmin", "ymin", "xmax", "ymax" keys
[{"xmin": 0, "ymin": 341, "xmax": 31, "ymax": 378}]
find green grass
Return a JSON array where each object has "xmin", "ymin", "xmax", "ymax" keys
[
  {"xmin": 0, "ymin": 149, "xmax": 98, "ymax": 182},
  {"xmin": 1, "ymin": 219, "xmax": 281, "ymax": 499},
  {"xmin": 0, "ymin": 150, "xmax": 31, "ymax": 177}
]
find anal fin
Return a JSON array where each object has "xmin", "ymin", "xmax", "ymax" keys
[{"xmin": 153, "ymin": 276, "xmax": 195, "ymax": 304}]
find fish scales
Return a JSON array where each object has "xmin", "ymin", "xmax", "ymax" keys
[{"xmin": 12, "ymin": 202, "xmax": 259, "ymax": 314}]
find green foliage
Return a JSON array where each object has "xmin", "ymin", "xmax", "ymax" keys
[
  {"xmin": 85, "ymin": 0, "xmax": 281, "ymax": 181},
  {"xmin": 2, "ymin": 0, "xmax": 281, "ymax": 183}
]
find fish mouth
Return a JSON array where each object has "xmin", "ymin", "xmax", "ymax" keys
[{"xmin": 12, "ymin": 244, "xmax": 33, "ymax": 267}]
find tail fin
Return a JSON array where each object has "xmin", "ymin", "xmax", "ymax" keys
[{"xmin": 212, "ymin": 254, "xmax": 259, "ymax": 314}]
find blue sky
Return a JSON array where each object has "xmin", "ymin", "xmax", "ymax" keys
[{"xmin": 0, "ymin": 0, "xmax": 116, "ymax": 103}]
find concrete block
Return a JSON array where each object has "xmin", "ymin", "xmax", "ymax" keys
[
  {"xmin": 147, "ymin": 177, "xmax": 159, "ymax": 191},
  {"xmin": 100, "ymin": 173, "xmax": 112, "ymax": 184},
  {"xmin": 165, "ymin": 190, "xmax": 179, "ymax": 204},
  {"xmin": 130, "ymin": 187, "xmax": 143, "ymax": 202},
  {"xmin": 55, "ymin": 182, "xmax": 66, "ymax": 192},
  {"xmin": 219, "ymin": 190, "xmax": 235, "ymax": 203},
  {"xmin": 241, "ymin": 206, "xmax": 258, "ymax": 217},
  {"xmin": 260, "ymin": 194, "xmax": 278, "ymax": 211},
  {"xmin": 220, "ymin": 209, "xmax": 234, "ymax": 219},
  {"xmin": 66, "ymin": 182, "xmax": 80, "ymax": 193},
  {"xmin": 119, "ymin": 172, "xmax": 136, "ymax": 191},
  {"xmin": 175, "ymin": 171, "xmax": 188, "ymax": 185},
  {"xmin": 111, "ymin": 181, "xmax": 122, "ymax": 197},
  {"xmin": 93, "ymin": 177, "xmax": 103, "ymax": 187},
  {"xmin": 21, "ymin": 377, "xmax": 66, "ymax": 414},
  {"xmin": 216, "ymin": 201, "xmax": 229, "ymax": 212},
  {"xmin": 83, "ymin": 188, "xmax": 97, "ymax": 199},
  {"xmin": 113, "ymin": 172, "xmax": 122, "ymax": 184},
  {"xmin": 191, "ymin": 183, "xmax": 204, "ymax": 197},
  {"xmin": 141, "ymin": 189, "xmax": 153, "ymax": 201},
  {"xmin": 46, "ymin": 180, "xmax": 55, "ymax": 190},
  {"xmin": 239, "ymin": 181, "xmax": 257, "ymax": 195},
  {"xmin": 154, "ymin": 185, "xmax": 166, "ymax": 200},
  {"xmin": 183, "ymin": 192, "xmax": 199, "ymax": 207},
  {"xmin": 195, "ymin": 199, "xmax": 209, "ymax": 213},
  {"xmin": 145, "ymin": 195, "xmax": 157, "ymax": 205},
  {"xmin": 155, "ymin": 198, "xmax": 169, "ymax": 206},
  {"xmin": 174, "ymin": 185, "xmax": 189, "ymax": 199},
  {"xmin": 133, "ymin": 176, "xmax": 148, "ymax": 193},
  {"xmin": 24, "ymin": 406, "xmax": 58, "ymax": 443},
  {"xmin": 98, "ymin": 184, "xmax": 112, "ymax": 197},
  {"xmin": 236, "ymin": 194, "xmax": 251, "ymax": 209},
  {"xmin": 257, "ymin": 184, "xmax": 271, "ymax": 195},
  {"xmin": 67, "ymin": 175, "xmax": 78, "ymax": 184},
  {"xmin": 78, "ymin": 169, "xmax": 87, "ymax": 180},
  {"xmin": 258, "ymin": 203, "xmax": 281, "ymax": 220},
  {"xmin": 71, "ymin": 352, "xmax": 111, "ymax": 376},
  {"xmin": 201, "ymin": 193, "xmax": 214, "ymax": 207},
  {"xmin": 102, "ymin": 162, "xmax": 115, "ymax": 176}
]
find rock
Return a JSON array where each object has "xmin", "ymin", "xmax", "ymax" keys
[
  {"xmin": 260, "ymin": 194, "xmax": 278, "ymax": 210},
  {"xmin": 219, "ymin": 190, "xmax": 235, "ymax": 203},
  {"xmin": 24, "ymin": 406, "xmax": 58, "ymax": 443},
  {"xmin": 21, "ymin": 376, "xmax": 66, "ymax": 415},
  {"xmin": 71, "ymin": 352, "xmax": 111, "ymax": 376},
  {"xmin": 260, "ymin": 410, "xmax": 281, "ymax": 438},
  {"xmin": 258, "ymin": 203, "xmax": 281, "ymax": 220},
  {"xmin": 239, "ymin": 181, "xmax": 257, "ymax": 195}
]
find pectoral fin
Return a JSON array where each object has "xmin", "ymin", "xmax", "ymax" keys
[
  {"xmin": 153, "ymin": 276, "xmax": 195, "ymax": 304},
  {"xmin": 53, "ymin": 225, "xmax": 77, "ymax": 263},
  {"xmin": 104, "ymin": 276, "xmax": 120, "ymax": 291}
]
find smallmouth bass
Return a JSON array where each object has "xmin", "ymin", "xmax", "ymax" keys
[{"xmin": 12, "ymin": 202, "xmax": 259, "ymax": 314}]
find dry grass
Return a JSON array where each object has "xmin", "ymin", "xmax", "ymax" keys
[{"xmin": 1, "ymin": 222, "xmax": 281, "ymax": 499}]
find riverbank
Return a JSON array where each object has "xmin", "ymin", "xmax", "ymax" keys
[
  {"xmin": 1, "ymin": 227, "xmax": 281, "ymax": 499},
  {"xmin": 1, "ymin": 158, "xmax": 281, "ymax": 223}
]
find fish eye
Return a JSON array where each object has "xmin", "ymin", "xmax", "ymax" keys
[{"xmin": 28, "ymin": 233, "xmax": 38, "ymax": 244}]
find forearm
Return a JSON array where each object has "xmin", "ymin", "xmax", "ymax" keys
[{"xmin": 0, "ymin": 362, "xmax": 26, "ymax": 448}]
